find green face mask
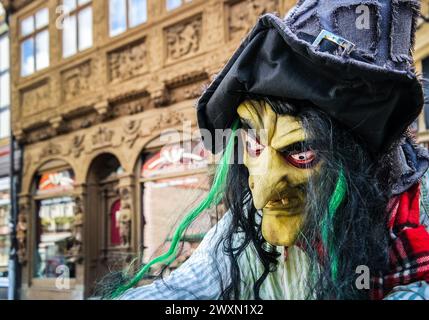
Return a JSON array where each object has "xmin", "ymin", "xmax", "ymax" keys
[{"xmin": 238, "ymin": 100, "xmax": 321, "ymax": 246}]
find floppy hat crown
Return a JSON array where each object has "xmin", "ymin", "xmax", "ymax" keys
[{"xmin": 197, "ymin": 0, "xmax": 424, "ymax": 155}]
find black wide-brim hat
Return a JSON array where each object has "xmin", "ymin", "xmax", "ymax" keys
[{"xmin": 197, "ymin": 0, "xmax": 424, "ymax": 155}]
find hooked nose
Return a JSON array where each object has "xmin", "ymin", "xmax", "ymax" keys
[{"xmin": 248, "ymin": 146, "xmax": 287, "ymax": 209}]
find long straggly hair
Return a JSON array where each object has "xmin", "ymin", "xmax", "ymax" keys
[
  {"xmin": 220, "ymin": 97, "xmax": 391, "ymax": 300},
  {"xmin": 99, "ymin": 97, "xmax": 392, "ymax": 300}
]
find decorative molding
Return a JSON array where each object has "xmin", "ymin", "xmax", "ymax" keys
[
  {"xmin": 151, "ymin": 86, "xmax": 170, "ymax": 107},
  {"xmin": 165, "ymin": 70, "xmax": 208, "ymax": 88}
]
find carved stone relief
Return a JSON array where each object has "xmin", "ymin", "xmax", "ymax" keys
[
  {"xmin": 228, "ymin": 0, "xmax": 279, "ymax": 41},
  {"xmin": 166, "ymin": 15, "xmax": 203, "ymax": 62},
  {"xmin": 109, "ymin": 39, "xmax": 148, "ymax": 83},
  {"xmin": 37, "ymin": 141, "xmax": 62, "ymax": 163},
  {"xmin": 122, "ymin": 119, "xmax": 142, "ymax": 148},
  {"xmin": 117, "ymin": 187, "xmax": 132, "ymax": 247},
  {"xmin": 62, "ymin": 61, "xmax": 94, "ymax": 102},
  {"xmin": 21, "ymin": 82, "xmax": 51, "ymax": 117},
  {"xmin": 111, "ymin": 93, "xmax": 152, "ymax": 117},
  {"xmin": 70, "ymin": 135, "xmax": 85, "ymax": 158},
  {"xmin": 69, "ymin": 195, "xmax": 84, "ymax": 264},
  {"xmin": 16, "ymin": 203, "xmax": 29, "ymax": 265},
  {"xmin": 91, "ymin": 126, "xmax": 114, "ymax": 150}
]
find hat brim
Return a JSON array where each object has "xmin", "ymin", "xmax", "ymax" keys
[{"xmin": 196, "ymin": 14, "xmax": 424, "ymax": 155}]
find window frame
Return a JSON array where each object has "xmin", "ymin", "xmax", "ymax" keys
[
  {"xmin": 108, "ymin": 0, "xmax": 148, "ymax": 38},
  {"xmin": 19, "ymin": 7, "xmax": 50, "ymax": 77},
  {"xmin": 165, "ymin": 0, "xmax": 192, "ymax": 12},
  {"xmin": 31, "ymin": 165, "xmax": 77, "ymax": 283},
  {"xmin": 61, "ymin": 0, "xmax": 93, "ymax": 59}
]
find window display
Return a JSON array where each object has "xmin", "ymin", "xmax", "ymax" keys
[
  {"xmin": 0, "ymin": 177, "xmax": 10, "ymax": 277},
  {"xmin": 141, "ymin": 141, "xmax": 215, "ymax": 265},
  {"xmin": 33, "ymin": 170, "xmax": 76, "ymax": 279}
]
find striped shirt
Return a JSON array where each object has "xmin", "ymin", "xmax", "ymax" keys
[{"xmin": 119, "ymin": 182, "xmax": 429, "ymax": 300}]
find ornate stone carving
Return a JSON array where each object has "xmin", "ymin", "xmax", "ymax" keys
[
  {"xmin": 50, "ymin": 116, "xmax": 65, "ymax": 134},
  {"xmin": 118, "ymin": 203, "xmax": 132, "ymax": 247},
  {"xmin": 109, "ymin": 39, "xmax": 148, "ymax": 83},
  {"xmin": 166, "ymin": 16, "xmax": 202, "ymax": 62},
  {"xmin": 62, "ymin": 61, "xmax": 94, "ymax": 102},
  {"xmin": 92, "ymin": 126, "xmax": 114, "ymax": 149},
  {"xmin": 118, "ymin": 187, "xmax": 132, "ymax": 247},
  {"xmin": 21, "ymin": 82, "xmax": 51, "ymax": 117},
  {"xmin": 122, "ymin": 119, "xmax": 142, "ymax": 148},
  {"xmin": 38, "ymin": 141, "xmax": 62, "ymax": 162},
  {"xmin": 151, "ymin": 86, "xmax": 170, "ymax": 107},
  {"xmin": 70, "ymin": 134, "xmax": 85, "ymax": 158},
  {"xmin": 150, "ymin": 110, "xmax": 187, "ymax": 132},
  {"xmin": 228, "ymin": 0, "xmax": 279, "ymax": 40},
  {"xmin": 69, "ymin": 196, "xmax": 84, "ymax": 264},
  {"xmin": 16, "ymin": 203, "xmax": 29, "ymax": 265},
  {"xmin": 165, "ymin": 70, "xmax": 208, "ymax": 103}
]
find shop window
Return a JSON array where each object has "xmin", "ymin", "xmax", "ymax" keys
[
  {"xmin": 20, "ymin": 7, "xmax": 49, "ymax": 77},
  {"xmin": 166, "ymin": 0, "xmax": 192, "ymax": 11},
  {"xmin": 0, "ymin": 177, "xmax": 10, "ymax": 279},
  {"xmin": 62, "ymin": 0, "xmax": 93, "ymax": 58},
  {"xmin": 109, "ymin": 0, "xmax": 147, "ymax": 37},
  {"xmin": 33, "ymin": 169, "xmax": 77, "ymax": 279},
  {"xmin": 0, "ymin": 34, "xmax": 9, "ymax": 138},
  {"xmin": 140, "ymin": 140, "xmax": 216, "ymax": 267}
]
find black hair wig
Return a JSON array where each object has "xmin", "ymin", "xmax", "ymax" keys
[{"xmin": 219, "ymin": 97, "xmax": 392, "ymax": 300}]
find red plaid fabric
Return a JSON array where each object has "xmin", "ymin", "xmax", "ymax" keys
[{"xmin": 371, "ymin": 183, "xmax": 429, "ymax": 299}]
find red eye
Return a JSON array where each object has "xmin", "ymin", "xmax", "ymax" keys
[
  {"xmin": 287, "ymin": 150, "xmax": 317, "ymax": 168},
  {"xmin": 245, "ymin": 133, "xmax": 264, "ymax": 158}
]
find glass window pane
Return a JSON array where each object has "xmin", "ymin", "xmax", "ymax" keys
[
  {"xmin": 34, "ymin": 197, "xmax": 76, "ymax": 279},
  {"xmin": 35, "ymin": 8, "xmax": 49, "ymax": 29},
  {"xmin": 21, "ymin": 38, "xmax": 34, "ymax": 76},
  {"xmin": 109, "ymin": 0, "xmax": 127, "ymax": 37},
  {"xmin": 62, "ymin": 15, "xmax": 77, "ymax": 58},
  {"xmin": 21, "ymin": 15, "xmax": 34, "ymax": 37},
  {"xmin": 0, "ymin": 109, "xmax": 10, "ymax": 138},
  {"xmin": 63, "ymin": 0, "xmax": 76, "ymax": 13},
  {"xmin": 78, "ymin": 7, "xmax": 93, "ymax": 51},
  {"xmin": 36, "ymin": 30, "xmax": 49, "ymax": 70},
  {"xmin": 0, "ymin": 36, "xmax": 9, "ymax": 72},
  {"xmin": 78, "ymin": 0, "xmax": 91, "ymax": 6},
  {"xmin": 0, "ymin": 72, "xmax": 9, "ymax": 108},
  {"xmin": 166, "ymin": 0, "xmax": 182, "ymax": 11},
  {"xmin": 129, "ymin": 0, "xmax": 147, "ymax": 28}
]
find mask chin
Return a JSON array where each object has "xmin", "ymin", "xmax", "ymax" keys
[{"xmin": 261, "ymin": 211, "xmax": 304, "ymax": 247}]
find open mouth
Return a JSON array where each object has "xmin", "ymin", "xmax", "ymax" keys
[{"xmin": 264, "ymin": 196, "xmax": 300, "ymax": 210}]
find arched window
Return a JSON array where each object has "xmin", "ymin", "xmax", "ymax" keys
[{"xmin": 33, "ymin": 161, "xmax": 76, "ymax": 280}]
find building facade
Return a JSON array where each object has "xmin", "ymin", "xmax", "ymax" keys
[
  {"xmin": 3, "ymin": 0, "xmax": 429, "ymax": 300},
  {"xmin": 2, "ymin": 0, "xmax": 297, "ymax": 299},
  {"xmin": 0, "ymin": 2, "xmax": 12, "ymax": 300}
]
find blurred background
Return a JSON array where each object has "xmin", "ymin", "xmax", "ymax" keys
[{"xmin": 0, "ymin": 0, "xmax": 427, "ymax": 300}]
